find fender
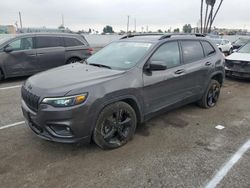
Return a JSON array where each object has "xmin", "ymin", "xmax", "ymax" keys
[{"xmin": 88, "ymin": 94, "xmax": 144, "ymax": 134}]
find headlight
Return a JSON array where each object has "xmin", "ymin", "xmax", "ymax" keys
[{"xmin": 42, "ymin": 93, "xmax": 88, "ymax": 107}]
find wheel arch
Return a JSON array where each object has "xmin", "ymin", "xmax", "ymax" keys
[
  {"xmin": 66, "ymin": 56, "xmax": 82, "ymax": 64},
  {"xmin": 211, "ymin": 72, "xmax": 224, "ymax": 86}
]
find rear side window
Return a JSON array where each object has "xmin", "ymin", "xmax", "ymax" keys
[
  {"xmin": 36, "ymin": 36, "xmax": 62, "ymax": 48},
  {"xmin": 201, "ymin": 41, "xmax": 216, "ymax": 56},
  {"xmin": 181, "ymin": 41, "xmax": 204, "ymax": 64},
  {"xmin": 64, "ymin": 37, "xmax": 84, "ymax": 47},
  {"xmin": 150, "ymin": 41, "xmax": 181, "ymax": 68}
]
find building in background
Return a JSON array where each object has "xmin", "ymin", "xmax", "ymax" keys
[{"xmin": 0, "ymin": 25, "xmax": 16, "ymax": 34}]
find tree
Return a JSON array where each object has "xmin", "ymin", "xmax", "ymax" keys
[
  {"xmin": 173, "ymin": 28, "xmax": 180, "ymax": 33},
  {"xmin": 157, "ymin": 29, "xmax": 163, "ymax": 33},
  {"xmin": 200, "ymin": 0, "xmax": 224, "ymax": 33},
  {"xmin": 103, "ymin": 25, "xmax": 114, "ymax": 33},
  {"xmin": 183, "ymin": 24, "xmax": 192, "ymax": 33}
]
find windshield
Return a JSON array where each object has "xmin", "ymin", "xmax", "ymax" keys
[
  {"xmin": 87, "ymin": 41, "xmax": 152, "ymax": 70},
  {"xmin": 0, "ymin": 35, "xmax": 14, "ymax": 45},
  {"xmin": 234, "ymin": 38, "xmax": 249, "ymax": 45},
  {"xmin": 238, "ymin": 43, "xmax": 250, "ymax": 53}
]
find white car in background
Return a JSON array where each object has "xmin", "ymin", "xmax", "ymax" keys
[
  {"xmin": 212, "ymin": 39, "xmax": 233, "ymax": 54},
  {"xmin": 225, "ymin": 42, "xmax": 250, "ymax": 78}
]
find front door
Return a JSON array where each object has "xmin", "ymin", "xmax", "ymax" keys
[
  {"xmin": 143, "ymin": 41, "xmax": 189, "ymax": 114},
  {"xmin": 3, "ymin": 37, "xmax": 37, "ymax": 76}
]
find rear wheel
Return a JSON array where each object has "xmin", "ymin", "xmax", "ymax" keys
[
  {"xmin": 66, "ymin": 57, "xmax": 81, "ymax": 64},
  {"xmin": 93, "ymin": 102, "xmax": 137, "ymax": 149},
  {"xmin": 198, "ymin": 80, "xmax": 221, "ymax": 109}
]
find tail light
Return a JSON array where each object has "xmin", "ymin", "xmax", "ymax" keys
[{"xmin": 88, "ymin": 48, "xmax": 94, "ymax": 55}]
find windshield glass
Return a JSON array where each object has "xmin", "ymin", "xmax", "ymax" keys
[
  {"xmin": 87, "ymin": 41, "xmax": 152, "ymax": 70},
  {"xmin": 238, "ymin": 43, "xmax": 250, "ymax": 53},
  {"xmin": 0, "ymin": 35, "xmax": 14, "ymax": 45},
  {"xmin": 234, "ymin": 38, "xmax": 249, "ymax": 45}
]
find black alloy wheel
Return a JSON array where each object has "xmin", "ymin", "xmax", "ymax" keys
[{"xmin": 93, "ymin": 102, "xmax": 137, "ymax": 149}]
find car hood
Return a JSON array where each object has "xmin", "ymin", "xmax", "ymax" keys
[
  {"xmin": 25, "ymin": 63, "xmax": 125, "ymax": 96},
  {"xmin": 226, "ymin": 52, "xmax": 250, "ymax": 62}
]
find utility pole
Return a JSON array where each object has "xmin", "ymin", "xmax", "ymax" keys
[
  {"xmin": 19, "ymin": 11, "xmax": 23, "ymax": 29},
  {"xmin": 62, "ymin": 14, "xmax": 64, "ymax": 27},
  {"xmin": 134, "ymin": 18, "xmax": 136, "ymax": 32},
  {"xmin": 127, "ymin": 15, "xmax": 130, "ymax": 33}
]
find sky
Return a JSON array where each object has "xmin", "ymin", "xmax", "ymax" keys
[{"xmin": 0, "ymin": 0, "xmax": 250, "ymax": 32}]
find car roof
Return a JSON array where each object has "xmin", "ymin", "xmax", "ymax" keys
[
  {"xmin": 119, "ymin": 33, "xmax": 208, "ymax": 43},
  {"xmin": 10, "ymin": 33, "xmax": 83, "ymax": 38}
]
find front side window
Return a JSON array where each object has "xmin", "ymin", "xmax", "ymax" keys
[
  {"xmin": 181, "ymin": 41, "xmax": 204, "ymax": 64},
  {"xmin": 8, "ymin": 37, "xmax": 33, "ymax": 51},
  {"xmin": 150, "ymin": 41, "xmax": 180, "ymax": 68},
  {"xmin": 87, "ymin": 41, "xmax": 152, "ymax": 70},
  {"xmin": 36, "ymin": 36, "xmax": 62, "ymax": 48}
]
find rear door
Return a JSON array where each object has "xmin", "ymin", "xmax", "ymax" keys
[
  {"xmin": 3, "ymin": 37, "xmax": 37, "ymax": 76},
  {"xmin": 35, "ymin": 36, "xmax": 65, "ymax": 71},
  {"xmin": 179, "ymin": 40, "xmax": 213, "ymax": 96}
]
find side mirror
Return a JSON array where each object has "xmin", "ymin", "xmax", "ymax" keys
[
  {"xmin": 147, "ymin": 60, "xmax": 167, "ymax": 71},
  {"xmin": 4, "ymin": 46, "xmax": 13, "ymax": 53},
  {"xmin": 233, "ymin": 49, "xmax": 238, "ymax": 53}
]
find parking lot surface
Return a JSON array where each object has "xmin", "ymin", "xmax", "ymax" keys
[{"xmin": 0, "ymin": 77, "xmax": 249, "ymax": 188}]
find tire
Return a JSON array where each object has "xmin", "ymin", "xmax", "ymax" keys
[
  {"xmin": 0, "ymin": 69, "xmax": 4, "ymax": 81},
  {"xmin": 93, "ymin": 102, "xmax": 137, "ymax": 149},
  {"xmin": 198, "ymin": 80, "xmax": 221, "ymax": 109},
  {"xmin": 66, "ymin": 57, "xmax": 81, "ymax": 64}
]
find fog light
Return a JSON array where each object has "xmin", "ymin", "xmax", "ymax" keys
[{"xmin": 49, "ymin": 125, "xmax": 73, "ymax": 137}]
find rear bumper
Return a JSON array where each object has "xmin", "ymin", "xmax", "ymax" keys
[{"xmin": 21, "ymin": 100, "xmax": 92, "ymax": 144}]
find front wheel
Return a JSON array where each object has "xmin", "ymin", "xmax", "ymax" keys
[
  {"xmin": 198, "ymin": 80, "xmax": 221, "ymax": 109},
  {"xmin": 93, "ymin": 102, "xmax": 137, "ymax": 149},
  {"xmin": 66, "ymin": 57, "xmax": 81, "ymax": 64}
]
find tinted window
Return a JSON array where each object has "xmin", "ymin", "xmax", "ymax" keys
[
  {"xmin": 36, "ymin": 36, "xmax": 62, "ymax": 48},
  {"xmin": 238, "ymin": 43, "xmax": 250, "ymax": 53},
  {"xmin": 201, "ymin": 41, "xmax": 216, "ymax": 56},
  {"xmin": 181, "ymin": 41, "xmax": 204, "ymax": 64},
  {"xmin": 64, "ymin": 37, "xmax": 83, "ymax": 47},
  {"xmin": 150, "ymin": 42, "xmax": 180, "ymax": 68},
  {"xmin": 8, "ymin": 37, "xmax": 33, "ymax": 51}
]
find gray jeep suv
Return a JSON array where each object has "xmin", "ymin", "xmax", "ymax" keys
[
  {"xmin": 21, "ymin": 34, "xmax": 225, "ymax": 149},
  {"xmin": 0, "ymin": 33, "xmax": 92, "ymax": 80}
]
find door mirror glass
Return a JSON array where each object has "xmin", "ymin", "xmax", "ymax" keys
[
  {"xmin": 4, "ymin": 46, "xmax": 13, "ymax": 53},
  {"xmin": 148, "ymin": 61, "xmax": 167, "ymax": 71}
]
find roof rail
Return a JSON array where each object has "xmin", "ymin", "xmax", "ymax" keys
[
  {"xmin": 159, "ymin": 33, "xmax": 206, "ymax": 40},
  {"xmin": 120, "ymin": 33, "xmax": 164, "ymax": 40}
]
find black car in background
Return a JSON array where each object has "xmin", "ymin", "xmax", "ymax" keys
[
  {"xmin": 0, "ymin": 33, "xmax": 93, "ymax": 80},
  {"xmin": 232, "ymin": 38, "xmax": 250, "ymax": 50}
]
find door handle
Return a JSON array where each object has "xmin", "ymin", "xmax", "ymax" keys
[
  {"xmin": 205, "ymin": 62, "xmax": 212, "ymax": 66},
  {"xmin": 174, "ymin": 69, "xmax": 185, "ymax": 75},
  {"xmin": 37, "ymin": 53, "xmax": 44, "ymax": 56}
]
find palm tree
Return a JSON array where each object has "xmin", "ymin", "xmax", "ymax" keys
[
  {"xmin": 200, "ymin": 0, "xmax": 204, "ymax": 33},
  {"xmin": 200, "ymin": 0, "xmax": 224, "ymax": 33}
]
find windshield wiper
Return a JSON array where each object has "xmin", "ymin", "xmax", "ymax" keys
[{"xmin": 88, "ymin": 63, "xmax": 112, "ymax": 69}]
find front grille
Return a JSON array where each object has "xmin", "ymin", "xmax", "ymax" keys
[{"xmin": 21, "ymin": 86, "xmax": 40, "ymax": 112}]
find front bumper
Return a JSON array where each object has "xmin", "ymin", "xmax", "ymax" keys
[
  {"xmin": 21, "ymin": 100, "xmax": 92, "ymax": 144},
  {"xmin": 225, "ymin": 66, "xmax": 250, "ymax": 79}
]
